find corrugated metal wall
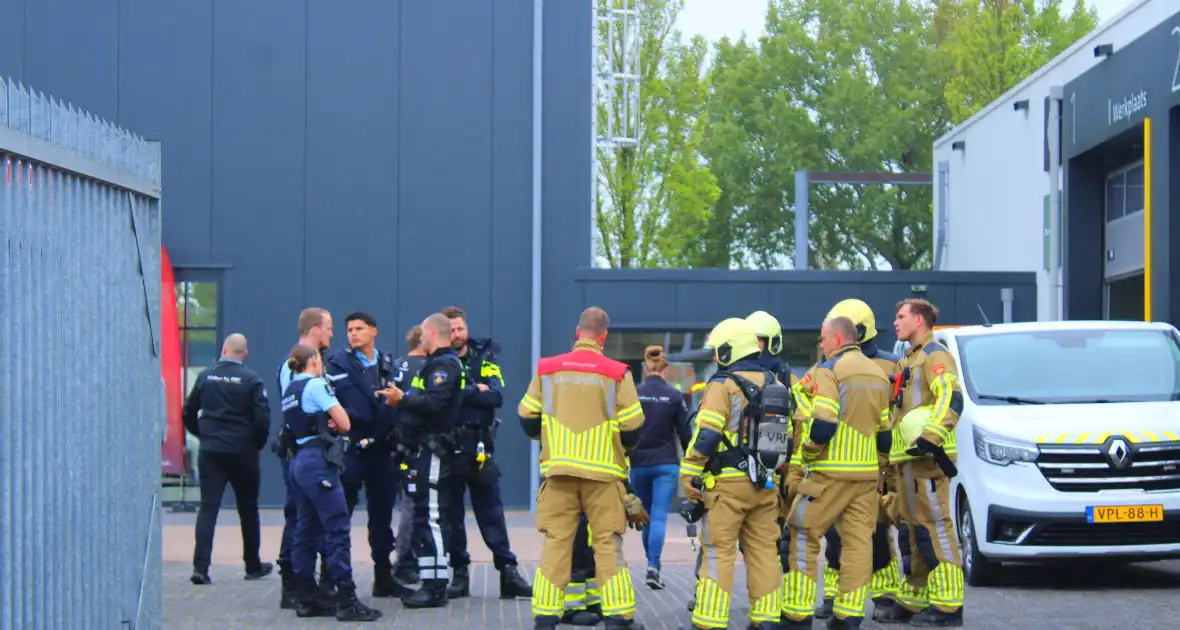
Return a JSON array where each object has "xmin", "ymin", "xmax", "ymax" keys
[{"xmin": 0, "ymin": 77, "xmax": 163, "ymax": 629}]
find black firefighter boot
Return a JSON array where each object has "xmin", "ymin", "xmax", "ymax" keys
[
  {"xmin": 910, "ymin": 606, "xmax": 963, "ymax": 627},
  {"xmin": 534, "ymin": 615, "xmax": 560, "ymax": 630},
  {"xmin": 277, "ymin": 563, "xmax": 296, "ymax": 610},
  {"xmin": 749, "ymin": 623, "xmax": 781, "ymax": 630},
  {"xmin": 402, "ymin": 579, "xmax": 448, "ymax": 609},
  {"xmin": 447, "ymin": 565, "xmax": 471, "ymax": 599},
  {"xmin": 827, "ymin": 614, "xmax": 863, "ymax": 629},
  {"xmin": 499, "ymin": 563, "xmax": 533, "ymax": 599},
  {"xmin": 372, "ymin": 562, "xmax": 406, "ymax": 598},
  {"xmin": 780, "ymin": 614, "xmax": 815, "ymax": 629},
  {"xmin": 872, "ymin": 598, "xmax": 914, "ymax": 624},
  {"xmin": 334, "ymin": 584, "xmax": 383, "ymax": 622},
  {"xmin": 604, "ymin": 616, "xmax": 645, "ymax": 629}
]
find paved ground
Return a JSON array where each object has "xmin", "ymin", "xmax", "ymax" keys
[{"xmin": 163, "ymin": 508, "xmax": 1180, "ymax": 629}]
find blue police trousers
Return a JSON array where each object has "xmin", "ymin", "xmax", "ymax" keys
[
  {"xmin": 290, "ymin": 447, "xmax": 354, "ymax": 591},
  {"xmin": 341, "ymin": 444, "xmax": 397, "ymax": 567},
  {"xmin": 278, "ymin": 456, "xmax": 328, "ymax": 573},
  {"xmin": 407, "ymin": 444, "xmax": 452, "ymax": 591},
  {"xmin": 445, "ymin": 464, "xmax": 518, "ymax": 570}
]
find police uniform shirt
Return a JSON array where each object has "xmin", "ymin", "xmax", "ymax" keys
[{"xmin": 287, "ymin": 373, "xmax": 343, "ymax": 442}]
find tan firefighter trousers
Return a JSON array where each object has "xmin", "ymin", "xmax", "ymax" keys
[
  {"xmin": 531, "ymin": 475, "xmax": 635, "ymax": 621},
  {"xmin": 782, "ymin": 472, "xmax": 878, "ymax": 622}
]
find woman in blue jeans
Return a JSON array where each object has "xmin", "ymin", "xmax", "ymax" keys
[{"xmin": 630, "ymin": 346, "xmax": 692, "ymax": 589}]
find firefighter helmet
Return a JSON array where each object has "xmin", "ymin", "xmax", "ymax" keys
[
  {"xmin": 745, "ymin": 310, "xmax": 783, "ymax": 355},
  {"xmin": 825, "ymin": 299, "xmax": 877, "ymax": 343},
  {"xmin": 898, "ymin": 405, "xmax": 932, "ymax": 449},
  {"xmin": 706, "ymin": 318, "xmax": 761, "ymax": 367}
]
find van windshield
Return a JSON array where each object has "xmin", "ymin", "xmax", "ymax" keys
[{"xmin": 957, "ymin": 328, "xmax": 1180, "ymax": 405}]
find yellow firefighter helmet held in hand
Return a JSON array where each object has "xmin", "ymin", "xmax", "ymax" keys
[
  {"xmin": 899, "ymin": 405, "xmax": 932, "ymax": 449},
  {"xmin": 825, "ymin": 298, "xmax": 877, "ymax": 343},
  {"xmin": 706, "ymin": 318, "xmax": 762, "ymax": 367},
  {"xmin": 744, "ymin": 310, "xmax": 783, "ymax": 355}
]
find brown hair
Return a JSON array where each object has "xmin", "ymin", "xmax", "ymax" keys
[
  {"xmin": 578, "ymin": 306, "xmax": 610, "ymax": 336},
  {"xmin": 287, "ymin": 344, "xmax": 319, "ymax": 373},
  {"xmin": 896, "ymin": 298, "xmax": 940, "ymax": 328},
  {"xmin": 644, "ymin": 345, "xmax": 668, "ymax": 375},
  {"xmin": 297, "ymin": 308, "xmax": 329, "ymax": 336},
  {"xmin": 406, "ymin": 325, "xmax": 422, "ymax": 351},
  {"xmin": 441, "ymin": 305, "xmax": 466, "ymax": 321}
]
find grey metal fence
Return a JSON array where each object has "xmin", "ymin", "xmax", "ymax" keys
[{"xmin": 0, "ymin": 77, "xmax": 163, "ymax": 629}]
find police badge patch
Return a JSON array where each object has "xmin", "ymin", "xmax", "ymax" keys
[{"xmin": 432, "ymin": 370, "xmax": 448, "ymax": 385}]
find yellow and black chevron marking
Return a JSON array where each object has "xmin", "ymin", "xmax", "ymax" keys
[{"xmin": 1035, "ymin": 431, "xmax": 1180, "ymax": 445}]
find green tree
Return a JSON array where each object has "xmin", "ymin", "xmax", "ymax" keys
[
  {"xmin": 594, "ymin": 0, "xmax": 720, "ymax": 268},
  {"xmin": 702, "ymin": 0, "xmax": 946, "ymax": 269},
  {"xmin": 943, "ymin": 0, "xmax": 1098, "ymax": 124}
]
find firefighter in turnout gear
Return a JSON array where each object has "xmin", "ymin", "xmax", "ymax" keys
[
  {"xmin": 814, "ymin": 299, "xmax": 908, "ymax": 623},
  {"xmin": 679, "ymin": 318, "xmax": 788, "ymax": 630},
  {"xmin": 889, "ymin": 299, "xmax": 965, "ymax": 627},
  {"xmin": 518, "ymin": 307, "xmax": 646, "ymax": 630},
  {"xmin": 781, "ymin": 316, "xmax": 893, "ymax": 629}
]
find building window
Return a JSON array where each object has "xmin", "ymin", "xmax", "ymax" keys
[
  {"xmin": 1106, "ymin": 162, "xmax": 1144, "ymax": 223},
  {"xmin": 172, "ymin": 280, "xmax": 220, "ymax": 505}
]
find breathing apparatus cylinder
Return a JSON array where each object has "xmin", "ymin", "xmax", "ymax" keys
[{"xmin": 752, "ymin": 380, "xmax": 794, "ymax": 473}]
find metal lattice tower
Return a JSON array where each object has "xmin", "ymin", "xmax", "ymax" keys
[
  {"xmin": 594, "ymin": 0, "xmax": 641, "ymax": 150},
  {"xmin": 591, "ymin": 0, "xmax": 641, "ymax": 264}
]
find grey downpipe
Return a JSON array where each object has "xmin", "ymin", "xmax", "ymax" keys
[{"xmin": 529, "ymin": 0, "xmax": 544, "ymax": 515}]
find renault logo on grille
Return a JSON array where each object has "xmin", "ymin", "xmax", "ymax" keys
[{"xmin": 1106, "ymin": 438, "xmax": 1132, "ymax": 469}]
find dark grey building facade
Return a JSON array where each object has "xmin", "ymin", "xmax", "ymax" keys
[
  {"xmin": 4, "ymin": 0, "xmax": 1037, "ymax": 509},
  {"xmin": 1063, "ymin": 8, "xmax": 1180, "ymax": 323}
]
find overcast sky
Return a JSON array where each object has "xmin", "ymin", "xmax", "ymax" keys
[{"xmin": 674, "ymin": 0, "xmax": 1139, "ymax": 44}]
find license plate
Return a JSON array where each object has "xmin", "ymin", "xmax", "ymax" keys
[{"xmin": 1086, "ymin": 504, "xmax": 1164, "ymax": 523}]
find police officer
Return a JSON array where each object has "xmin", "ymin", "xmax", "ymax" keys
[
  {"xmin": 439, "ymin": 305, "xmax": 532, "ymax": 599},
  {"xmin": 518, "ymin": 307, "xmax": 646, "ymax": 630},
  {"xmin": 283, "ymin": 344, "xmax": 383, "ymax": 622},
  {"xmin": 678, "ymin": 318, "xmax": 784, "ymax": 630},
  {"xmin": 324, "ymin": 312, "xmax": 400, "ymax": 597},
  {"xmin": 276, "ymin": 308, "xmax": 334, "ymax": 608},
  {"xmin": 385, "ymin": 313, "xmax": 466, "ymax": 609},
  {"xmin": 388, "ymin": 325, "xmax": 426, "ymax": 586},
  {"xmin": 814, "ymin": 299, "xmax": 908, "ymax": 623},
  {"xmin": 182, "ymin": 333, "xmax": 274, "ymax": 585},
  {"xmin": 781, "ymin": 316, "xmax": 893, "ymax": 629},
  {"xmin": 889, "ymin": 298, "xmax": 965, "ymax": 626}
]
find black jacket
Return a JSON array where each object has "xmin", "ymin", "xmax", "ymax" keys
[
  {"xmin": 182, "ymin": 358, "xmax": 270, "ymax": 454},
  {"xmin": 325, "ymin": 346, "xmax": 395, "ymax": 441},
  {"xmin": 629, "ymin": 375, "xmax": 692, "ymax": 468},
  {"xmin": 456, "ymin": 338, "xmax": 505, "ymax": 451},
  {"xmin": 399, "ymin": 347, "xmax": 465, "ymax": 438}
]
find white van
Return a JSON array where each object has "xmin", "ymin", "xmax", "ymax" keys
[{"xmin": 934, "ymin": 320, "xmax": 1180, "ymax": 586}]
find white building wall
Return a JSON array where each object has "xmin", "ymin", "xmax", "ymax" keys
[{"xmin": 931, "ymin": 0, "xmax": 1173, "ymax": 321}]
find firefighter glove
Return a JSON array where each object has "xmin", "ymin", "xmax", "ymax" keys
[{"xmin": 624, "ymin": 493, "xmax": 650, "ymax": 530}]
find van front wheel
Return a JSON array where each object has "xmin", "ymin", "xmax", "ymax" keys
[{"xmin": 957, "ymin": 496, "xmax": 1002, "ymax": 587}]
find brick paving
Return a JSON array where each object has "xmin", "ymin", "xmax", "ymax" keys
[{"xmin": 163, "ymin": 508, "xmax": 1180, "ymax": 629}]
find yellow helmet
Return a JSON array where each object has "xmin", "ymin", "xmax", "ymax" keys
[
  {"xmin": 898, "ymin": 406, "xmax": 932, "ymax": 449},
  {"xmin": 706, "ymin": 318, "xmax": 762, "ymax": 367},
  {"xmin": 825, "ymin": 299, "xmax": 877, "ymax": 343},
  {"xmin": 744, "ymin": 310, "xmax": 783, "ymax": 355}
]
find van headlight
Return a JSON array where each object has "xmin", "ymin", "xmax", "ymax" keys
[{"xmin": 973, "ymin": 425, "xmax": 1038, "ymax": 466}]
